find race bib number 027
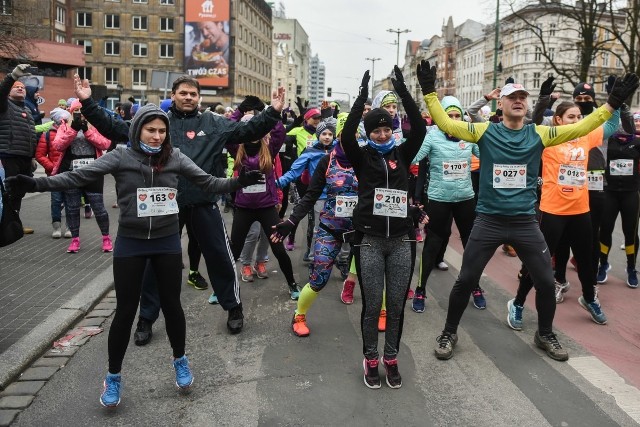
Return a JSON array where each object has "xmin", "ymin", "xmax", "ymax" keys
[
  {"xmin": 137, "ymin": 187, "xmax": 179, "ymax": 217},
  {"xmin": 492, "ymin": 164, "xmax": 526, "ymax": 189}
]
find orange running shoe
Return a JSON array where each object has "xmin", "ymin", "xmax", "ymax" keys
[
  {"xmin": 292, "ymin": 313, "xmax": 310, "ymax": 337},
  {"xmin": 378, "ymin": 310, "xmax": 387, "ymax": 332}
]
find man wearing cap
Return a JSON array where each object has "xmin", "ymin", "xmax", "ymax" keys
[
  {"xmin": 0, "ymin": 65, "xmax": 38, "ymax": 234},
  {"xmin": 417, "ymin": 60, "xmax": 639, "ymax": 362}
]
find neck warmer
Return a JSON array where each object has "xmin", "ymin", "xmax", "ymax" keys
[
  {"xmin": 303, "ymin": 123, "xmax": 317, "ymax": 135},
  {"xmin": 244, "ymin": 142, "xmax": 261, "ymax": 157},
  {"xmin": 576, "ymin": 101, "xmax": 595, "ymax": 117},
  {"xmin": 367, "ymin": 137, "xmax": 395, "ymax": 155},
  {"xmin": 139, "ymin": 141, "xmax": 162, "ymax": 155},
  {"xmin": 445, "ymin": 133, "xmax": 460, "ymax": 142},
  {"xmin": 334, "ymin": 142, "xmax": 351, "ymax": 168}
]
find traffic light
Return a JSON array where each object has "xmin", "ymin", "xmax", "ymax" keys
[
  {"xmin": 327, "ymin": 87, "xmax": 332, "ymax": 97},
  {"xmin": 296, "ymin": 85, "xmax": 302, "ymax": 95}
]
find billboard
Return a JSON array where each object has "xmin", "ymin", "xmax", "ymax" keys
[{"xmin": 184, "ymin": 0, "xmax": 230, "ymax": 88}]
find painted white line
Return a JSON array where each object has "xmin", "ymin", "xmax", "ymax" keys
[
  {"xmin": 444, "ymin": 244, "xmax": 487, "ymax": 278},
  {"xmin": 568, "ymin": 356, "xmax": 640, "ymax": 423}
]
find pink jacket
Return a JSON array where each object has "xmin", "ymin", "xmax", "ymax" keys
[{"xmin": 51, "ymin": 121, "xmax": 111, "ymax": 175}]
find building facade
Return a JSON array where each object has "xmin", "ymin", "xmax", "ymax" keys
[
  {"xmin": 308, "ymin": 54, "xmax": 324, "ymax": 108},
  {"xmin": 272, "ymin": 17, "xmax": 310, "ymax": 103}
]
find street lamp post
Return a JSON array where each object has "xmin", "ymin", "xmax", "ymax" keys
[
  {"xmin": 365, "ymin": 57, "xmax": 381, "ymax": 96},
  {"xmin": 491, "ymin": 0, "xmax": 500, "ymax": 111},
  {"xmin": 387, "ymin": 28, "xmax": 410, "ymax": 66}
]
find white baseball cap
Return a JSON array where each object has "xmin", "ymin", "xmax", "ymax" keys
[{"xmin": 500, "ymin": 83, "xmax": 530, "ymax": 98}]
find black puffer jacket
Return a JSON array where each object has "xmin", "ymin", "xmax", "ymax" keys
[{"xmin": 0, "ymin": 75, "xmax": 37, "ymax": 158}]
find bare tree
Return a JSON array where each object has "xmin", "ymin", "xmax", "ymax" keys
[
  {"xmin": 606, "ymin": 0, "xmax": 640, "ymax": 79},
  {"xmin": 0, "ymin": 1, "xmax": 45, "ymax": 70}
]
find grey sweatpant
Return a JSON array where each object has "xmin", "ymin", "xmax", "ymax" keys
[{"xmin": 354, "ymin": 233, "xmax": 416, "ymax": 360}]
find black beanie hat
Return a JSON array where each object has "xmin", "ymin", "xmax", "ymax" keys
[
  {"xmin": 573, "ymin": 82, "xmax": 596, "ymax": 99},
  {"xmin": 363, "ymin": 108, "xmax": 393, "ymax": 137}
]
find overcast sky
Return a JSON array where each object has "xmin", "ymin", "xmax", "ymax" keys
[{"xmin": 276, "ymin": 0, "xmax": 495, "ymax": 100}]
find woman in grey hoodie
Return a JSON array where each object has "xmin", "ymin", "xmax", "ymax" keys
[{"xmin": 4, "ymin": 103, "xmax": 263, "ymax": 408}]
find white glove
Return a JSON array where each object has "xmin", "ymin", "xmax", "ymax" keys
[{"xmin": 11, "ymin": 64, "xmax": 31, "ymax": 80}]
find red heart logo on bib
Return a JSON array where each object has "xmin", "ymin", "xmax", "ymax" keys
[
  {"xmin": 401, "ymin": 197, "xmax": 406, "ymax": 203},
  {"xmin": 494, "ymin": 169, "xmax": 501, "ymax": 175},
  {"xmin": 168, "ymin": 193, "xmax": 175, "ymax": 200},
  {"xmin": 186, "ymin": 131, "xmax": 196, "ymax": 139},
  {"xmin": 376, "ymin": 194, "xmax": 383, "ymax": 201},
  {"xmin": 444, "ymin": 164, "xmax": 449, "ymax": 169},
  {"xmin": 559, "ymin": 168, "xmax": 566, "ymax": 174},
  {"xmin": 580, "ymin": 172, "xmax": 585, "ymax": 176},
  {"xmin": 139, "ymin": 194, "xmax": 147, "ymax": 201},
  {"xmin": 337, "ymin": 199, "xmax": 343, "ymax": 205},
  {"xmin": 388, "ymin": 160, "xmax": 397, "ymax": 169},
  {"xmin": 519, "ymin": 169, "xmax": 525, "ymax": 175}
]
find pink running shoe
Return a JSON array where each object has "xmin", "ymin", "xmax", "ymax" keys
[
  {"xmin": 102, "ymin": 235, "xmax": 113, "ymax": 252},
  {"xmin": 67, "ymin": 237, "xmax": 80, "ymax": 253},
  {"xmin": 285, "ymin": 235, "xmax": 295, "ymax": 251},
  {"xmin": 406, "ymin": 288, "xmax": 414, "ymax": 300},
  {"xmin": 341, "ymin": 279, "xmax": 356, "ymax": 304},
  {"xmin": 415, "ymin": 228, "xmax": 423, "ymax": 243}
]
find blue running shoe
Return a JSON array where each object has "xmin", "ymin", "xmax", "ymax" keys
[
  {"xmin": 173, "ymin": 355, "xmax": 194, "ymax": 389},
  {"xmin": 100, "ymin": 373, "xmax": 121, "ymax": 408},
  {"xmin": 288, "ymin": 283, "xmax": 300, "ymax": 300},
  {"xmin": 208, "ymin": 292, "xmax": 219, "ymax": 304},
  {"xmin": 596, "ymin": 262, "xmax": 610, "ymax": 284},
  {"xmin": 626, "ymin": 267, "xmax": 638, "ymax": 288},
  {"xmin": 578, "ymin": 296, "xmax": 607, "ymax": 325},
  {"xmin": 472, "ymin": 287, "xmax": 486, "ymax": 309},
  {"xmin": 412, "ymin": 289, "xmax": 426, "ymax": 313},
  {"xmin": 507, "ymin": 299, "xmax": 523, "ymax": 331}
]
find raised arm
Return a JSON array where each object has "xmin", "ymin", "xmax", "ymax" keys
[
  {"xmin": 340, "ymin": 71, "xmax": 369, "ymax": 173},
  {"xmin": 74, "ymin": 75, "xmax": 130, "ymax": 142},
  {"xmin": 391, "ymin": 66, "xmax": 426, "ymax": 164}
]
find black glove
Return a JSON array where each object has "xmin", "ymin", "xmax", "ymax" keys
[
  {"xmin": 238, "ymin": 169, "xmax": 265, "ymax": 187},
  {"xmin": 70, "ymin": 117, "xmax": 82, "ymax": 131},
  {"xmin": 390, "ymin": 65, "xmax": 409, "ymax": 96},
  {"xmin": 605, "ymin": 74, "xmax": 617, "ymax": 95},
  {"xmin": 416, "ymin": 60, "xmax": 436, "ymax": 95},
  {"xmin": 81, "ymin": 120, "xmax": 89, "ymax": 132},
  {"xmin": 271, "ymin": 219, "xmax": 296, "ymax": 242},
  {"xmin": 607, "ymin": 73, "xmax": 640, "ymax": 109},
  {"xmin": 295, "ymin": 97, "xmax": 309, "ymax": 117},
  {"xmin": 358, "ymin": 70, "xmax": 370, "ymax": 100},
  {"xmin": 505, "ymin": 76, "xmax": 515, "ymax": 85},
  {"xmin": 281, "ymin": 109, "xmax": 289, "ymax": 123},
  {"xmin": 238, "ymin": 95, "xmax": 265, "ymax": 113},
  {"xmin": 332, "ymin": 105, "xmax": 340, "ymax": 118},
  {"xmin": 539, "ymin": 76, "xmax": 556, "ymax": 97},
  {"xmin": 408, "ymin": 204, "xmax": 428, "ymax": 224},
  {"xmin": 4, "ymin": 175, "xmax": 37, "ymax": 195},
  {"xmin": 321, "ymin": 105, "xmax": 332, "ymax": 118}
]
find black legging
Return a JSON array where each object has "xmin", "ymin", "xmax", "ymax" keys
[
  {"xmin": 230, "ymin": 206, "xmax": 295, "ymax": 285},
  {"xmin": 109, "ymin": 253, "xmax": 185, "ymax": 373},
  {"xmin": 418, "ymin": 198, "xmax": 475, "ymax": 290},
  {"xmin": 599, "ymin": 190, "xmax": 640, "ymax": 268},
  {"xmin": 516, "ymin": 212, "xmax": 596, "ymax": 305},
  {"xmin": 179, "ymin": 209, "xmax": 202, "ymax": 271}
]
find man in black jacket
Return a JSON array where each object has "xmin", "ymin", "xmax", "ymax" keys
[
  {"xmin": 0, "ymin": 65, "xmax": 38, "ymax": 234},
  {"xmin": 73, "ymin": 74, "xmax": 286, "ymax": 335}
]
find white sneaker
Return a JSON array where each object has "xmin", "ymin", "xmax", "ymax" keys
[
  {"xmin": 51, "ymin": 222, "xmax": 62, "ymax": 239},
  {"xmin": 63, "ymin": 227, "xmax": 72, "ymax": 238},
  {"xmin": 554, "ymin": 280, "xmax": 570, "ymax": 303},
  {"xmin": 436, "ymin": 261, "xmax": 449, "ymax": 271}
]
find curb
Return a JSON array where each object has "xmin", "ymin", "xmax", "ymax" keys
[{"xmin": 0, "ymin": 266, "xmax": 114, "ymax": 390}]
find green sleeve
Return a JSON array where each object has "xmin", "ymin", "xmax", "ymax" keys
[
  {"xmin": 424, "ymin": 93, "xmax": 487, "ymax": 143},
  {"xmin": 35, "ymin": 121, "xmax": 54, "ymax": 133},
  {"xmin": 536, "ymin": 105, "xmax": 612, "ymax": 147}
]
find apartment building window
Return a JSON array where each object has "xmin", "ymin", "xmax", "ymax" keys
[
  {"xmin": 76, "ymin": 12, "xmax": 92, "ymax": 27},
  {"xmin": 616, "ymin": 52, "xmax": 623, "ymax": 68},
  {"xmin": 105, "ymin": 68, "xmax": 119, "ymax": 84},
  {"xmin": 133, "ymin": 43, "xmax": 148, "ymax": 57},
  {"xmin": 534, "ymin": 47, "xmax": 542, "ymax": 61},
  {"xmin": 533, "ymin": 72, "xmax": 541, "ymax": 88},
  {"xmin": 549, "ymin": 23, "xmax": 556, "ymax": 37},
  {"xmin": 133, "ymin": 0, "xmax": 148, "ymax": 3},
  {"xmin": 132, "ymin": 16, "xmax": 147, "ymax": 30},
  {"xmin": 105, "ymin": 41, "xmax": 120, "ymax": 56},
  {"xmin": 160, "ymin": 17, "xmax": 174, "ymax": 32},
  {"xmin": 77, "ymin": 40, "xmax": 92, "ymax": 54},
  {"xmin": 159, "ymin": 43, "xmax": 174, "ymax": 58},
  {"xmin": 160, "ymin": 0, "xmax": 174, "ymax": 4},
  {"xmin": 0, "ymin": 0, "xmax": 13, "ymax": 15},
  {"xmin": 56, "ymin": 6, "xmax": 65, "ymax": 24},
  {"xmin": 105, "ymin": 14, "xmax": 120, "ymax": 29},
  {"xmin": 548, "ymin": 48, "xmax": 555, "ymax": 61},
  {"xmin": 55, "ymin": 34, "xmax": 66, "ymax": 43},
  {"xmin": 132, "ymin": 69, "xmax": 147, "ymax": 85},
  {"xmin": 78, "ymin": 67, "xmax": 92, "ymax": 81},
  {"xmin": 602, "ymin": 52, "xmax": 609, "ymax": 67}
]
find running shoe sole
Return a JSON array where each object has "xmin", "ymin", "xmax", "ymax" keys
[
  {"xmin": 362, "ymin": 359, "xmax": 381, "ymax": 390},
  {"xmin": 506, "ymin": 299, "xmax": 522, "ymax": 331}
]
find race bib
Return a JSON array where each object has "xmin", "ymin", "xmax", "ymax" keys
[
  {"xmin": 335, "ymin": 195, "xmax": 357, "ymax": 218},
  {"xmin": 241, "ymin": 174, "xmax": 266, "ymax": 194},
  {"xmin": 137, "ymin": 187, "xmax": 179, "ymax": 217},
  {"xmin": 587, "ymin": 170, "xmax": 604, "ymax": 191},
  {"xmin": 609, "ymin": 159, "xmax": 634, "ymax": 176},
  {"xmin": 442, "ymin": 160, "xmax": 469, "ymax": 181},
  {"xmin": 373, "ymin": 188, "xmax": 407, "ymax": 218},
  {"xmin": 557, "ymin": 164, "xmax": 586, "ymax": 187},
  {"xmin": 71, "ymin": 158, "xmax": 94, "ymax": 170},
  {"xmin": 306, "ymin": 135, "xmax": 316, "ymax": 147},
  {"xmin": 492, "ymin": 164, "xmax": 526, "ymax": 189}
]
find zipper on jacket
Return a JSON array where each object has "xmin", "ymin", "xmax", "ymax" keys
[
  {"xmin": 381, "ymin": 155, "xmax": 390, "ymax": 238},
  {"xmin": 148, "ymin": 161, "xmax": 153, "ymax": 239}
]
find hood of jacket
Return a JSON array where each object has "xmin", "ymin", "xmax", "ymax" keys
[
  {"xmin": 440, "ymin": 96, "xmax": 464, "ymax": 117},
  {"xmin": 128, "ymin": 103, "xmax": 171, "ymax": 153}
]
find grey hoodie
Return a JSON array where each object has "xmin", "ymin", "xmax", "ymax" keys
[{"xmin": 33, "ymin": 104, "xmax": 242, "ymax": 239}]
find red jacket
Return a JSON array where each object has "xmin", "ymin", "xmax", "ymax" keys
[
  {"xmin": 51, "ymin": 121, "xmax": 111, "ymax": 175},
  {"xmin": 35, "ymin": 127, "xmax": 63, "ymax": 176}
]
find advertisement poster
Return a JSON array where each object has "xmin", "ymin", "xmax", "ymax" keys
[{"xmin": 184, "ymin": 0, "xmax": 230, "ymax": 88}]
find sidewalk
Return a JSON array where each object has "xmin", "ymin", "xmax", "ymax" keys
[{"xmin": 0, "ymin": 170, "xmax": 119, "ymax": 388}]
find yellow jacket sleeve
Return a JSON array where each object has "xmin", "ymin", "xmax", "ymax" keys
[
  {"xmin": 536, "ymin": 105, "xmax": 612, "ymax": 147},
  {"xmin": 424, "ymin": 93, "xmax": 488, "ymax": 143}
]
